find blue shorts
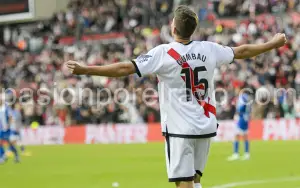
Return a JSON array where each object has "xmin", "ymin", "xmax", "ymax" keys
[
  {"xmin": 238, "ymin": 118, "xmax": 249, "ymax": 128},
  {"xmin": 237, "ymin": 120, "xmax": 249, "ymax": 134},
  {"xmin": 10, "ymin": 130, "xmax": 19, "ymax": 136},
  {"xmin": 238, "ymin": 124, "xmax": 248, "ymax": 131},
  {"xmin": 0, "ymin": 130, "xmax": 11, "ymax": 141}
]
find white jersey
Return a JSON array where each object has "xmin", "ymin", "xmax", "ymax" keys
[{"xmin": 133, "ymin": 41, "xmax": 234, "ymax": 138}]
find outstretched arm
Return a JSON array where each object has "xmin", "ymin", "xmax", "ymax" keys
[
  {"xmin": 233, "ymin": 33, "xmax": 287, "ymax": 59},
  {"xmin": 66, "ymin": 45, "xmax": 165, "ymax": 77},
  {"xmin": 66, "ymin": 61, "xmax": 137, "ymax": 77}
]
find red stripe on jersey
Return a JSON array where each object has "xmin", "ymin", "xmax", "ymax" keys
[{"xmin": 167, "ymin": 48, "xmax": 216, "ymax": 118}]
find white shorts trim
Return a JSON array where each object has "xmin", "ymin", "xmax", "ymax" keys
[{"xmin": 236, "ymin": 127, "xmax": 248, "ymax": 135}]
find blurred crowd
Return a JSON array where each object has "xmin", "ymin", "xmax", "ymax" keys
[
  {"xmin": 1, "ymin": 0, "xmax": 173, "ymax": 51},
  {"xmin": 1, "ymin": 0, "xmax": 300, "ymax": 127},
  {"xmin": 0, "ymin": 27, "xmax": 162, "ymax": 126},
  {"xmin": 211, "ymin": 0, "xmax": 300, "ymax": 17},
  {"xmin": 210, "ymin": 14, "xmax": 300, "ymax": 120}
]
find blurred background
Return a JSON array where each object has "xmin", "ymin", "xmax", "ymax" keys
[
  {"xmin": 1, "ymin": 1, "xmax": 300, "ymax": 188},
  {"xmin": 1, "ymin": 0, "xmax": 300, "ymax": 127}
]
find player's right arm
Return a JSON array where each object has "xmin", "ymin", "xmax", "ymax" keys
[
  {"xmin": 66, "ymin": 61, "xmax": 137, "ymax": 77},
  {"xmin": 232, "ymin": 33, "xmax": 287, "ymax": 59},
  {"xmin": 65, "ymin": 45, "xmax": 164, "ymax": 77}
]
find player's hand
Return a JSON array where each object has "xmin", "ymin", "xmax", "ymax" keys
[
  {"xmin": 270, "ymin": 33, "xmax": 287, "ymax": 48},
  {"xmin": 66, "ymin": 61, "xmax": 86, "ymax": 75}
]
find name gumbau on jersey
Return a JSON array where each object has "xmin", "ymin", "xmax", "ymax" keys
[{"xmin": 176, "ymin": 53, "xmax": 207, "ymax": 65}]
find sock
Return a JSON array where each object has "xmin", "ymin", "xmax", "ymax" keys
[
  {"xmin": 234, "ymin": 140, "xmax": 239, "ymax": 154},
  {"xmin": 9, "ymin": 144, "xmax": 19, "ymax": 160},
  {"xmin": 194, "ymin": 183, "xmax": 202, "ymax": 188},
  {"xmin": 20, "ymin": 145, "xmax": 25, "ymax": 152},
  {"xmin": 0, "ymin": 144, "xmax": 4, "ymax": 159},
  {"xmin": 245, "ymin": 140, "xmax": 249, "ymax": 153}
]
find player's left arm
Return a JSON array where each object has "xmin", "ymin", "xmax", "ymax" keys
[
  {"xmin": 232, "ymin": 33, "xmax": 287, "ymax": 59},
  {"xmin": 66, "ymin": 61, "xmax": 136, "ymax": 77}
]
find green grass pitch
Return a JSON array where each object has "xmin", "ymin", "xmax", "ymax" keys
[{"xmin": 1, "ymin": 141, "xmax": 300, "ymax": 188}]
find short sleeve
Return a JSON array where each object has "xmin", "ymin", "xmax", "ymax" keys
[
  {"xmin": 131, "ymin": 45, "xmax": 164, "ymax": 77},
  {"xmin": 210, "ymin": 42, "xmax": 235, "ymax": 67}
]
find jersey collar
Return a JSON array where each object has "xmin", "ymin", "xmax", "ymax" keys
[{"xmin": 177, "ymin": 41, "xmax": 193, "ymax": 45}]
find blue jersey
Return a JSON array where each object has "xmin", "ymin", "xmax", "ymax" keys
[
  {"xmin": 0, "ymin": 104, "xmax": 11, "ymax": 131},
  {"xmin": 0, "ymin": 104, "xmax": 12, "ymax": 140},
  {"xmin": 236, "ymin": 94, "xmax": 251, "ymax": 130}
]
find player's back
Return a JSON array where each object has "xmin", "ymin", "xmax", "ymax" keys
[
  {"xmin": 135, "ymin": 41, "xmax": 234, "ymax": 137},
  {"xmin": 158, "ymin": 41, "xmax": 220, "ymax": 137}
]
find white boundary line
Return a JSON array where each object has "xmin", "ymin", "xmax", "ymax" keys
[{"xmin": 209, "ymin": 177, "xmax": 300, "ymax": 188}]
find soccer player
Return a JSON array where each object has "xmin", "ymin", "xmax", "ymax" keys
[
  {"xmin": 0, "ymin": 94, "xmax": 11, "ymax": 164},
  {"xmin": 0, "ymin": 96, "xmax": 20, "ymax": 163},
  {"xmin": 0, "ymin": 101, "xmax": 6, "ymax": 164},
  {"xmin": 66, "ymin": 5, "xmax": 286, "ymax": 188},
  {"xmin": 227, "ymin": 90, "xmax": 251, "ymax": 161},
  {"xmin": 8, "ymin": 103, "xmax": 22, "ymax": 162}
]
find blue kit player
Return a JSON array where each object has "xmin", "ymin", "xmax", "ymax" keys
[
  {"xmin": 0, "ymin": 95, "xmax": 20, "ymax": 164},
  {"xmin": 228, "ymin": 91, "xmax": 251, "ymax": 161},
  {"xmin": 0, "ymin": 95, "xmax": 10, "ymax": 163}
]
